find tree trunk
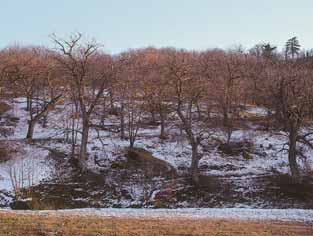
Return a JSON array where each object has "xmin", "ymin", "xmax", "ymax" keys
[
  {"xmin": 288, "ymin": 124, "xmax": 300, "ymax": 182},
  {"xmin": 70, "ymin": 115, "xmax": 76, "ymax": 156},
  {"xmin": 151, "ymin": 110, "xmax": 156, "ymax": 124},
  {"xmin": 196, "ymin": 102, "xmax": 202, "ymax": 121},
  {"xmin": 120, "ymin": 102, "xmax": 125, "ymax": 140},
  {"xmin": 190, "ymin": 144, "xmax": 200, "ymax": 184},
  {"xmin": 26, "ymin": 96, "xmax": 32, "ymax": 112},
  {"xmin": 223, "ymin": 109, "xmax": 229, "ymax": 127},
  {"xmin": 35, "ymin": 90, "xmax": 40, "ymax": 115},
  {"xmin": 79, "ymin": 117, "xmax": 89, "ymax": 171},
  {"xmin": 42, "ymin": 113, "xmax": 48, "ymax": 128},
  {"xmin": 129, "ymin": 138, "xmax": 135, "ymax": 148},
  {"xmin": 25, "ymin": 94, "xmax": 62, "ymax": 142},
  {"xmin": 176, "ymin": 104, "xmax": 200, "ymax": 185},
  {"xmin": 226, "ymin": 127, "xmax": 232, "ymax": 145},
  {"xmin": 101, "ymin": 98, "xmax": 106, "ymax": 126},
  {"xmin": 109, "ymin": 90, "xmax": 115, "ymax": 114},
  {"xmin": 206, "ymin": 105, "xmax": 211, "ymax": 121},
  {"xmin": 159, "ymin": 111, "xmax": 166, "ymax": 140},
  {"xmin": 42, "ymin": 94, "xmax": 48, "ymax": 128},
  {"xmin": 26, "ymin": 120, "xmax": 36, "ymax": 141}
]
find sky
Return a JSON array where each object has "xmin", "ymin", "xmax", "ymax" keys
[{"xmin": 1, "ymin": 0, "xmax": 312, "ymax": 54}]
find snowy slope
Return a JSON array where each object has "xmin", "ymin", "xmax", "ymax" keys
[
  {"xmin": 3, "ymin": 97, "xmax": 313, "ymax": 179},
  {"xmin": 1, "ymin": 97, "xmax": 313, "ymax": 209}
]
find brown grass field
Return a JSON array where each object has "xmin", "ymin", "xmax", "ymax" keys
[{"xmin": 0, "ymin": 212, "xmax": 313, "ymax": 236}]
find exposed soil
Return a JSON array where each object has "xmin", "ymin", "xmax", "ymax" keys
[{"xmin": 10, "ymin": 148, "xmax": 313, "ymax": 210}]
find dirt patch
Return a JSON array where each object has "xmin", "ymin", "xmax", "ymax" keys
[
  {"xmin": 218, "ymin": 141, "xmax": 254, "ymax": 159},
  {"xmin": 11, "ymin": 149, "xmax": 174, "ymax": 210},
  {"xmin": 8, "ymin": 148, "xmax": 313, "ymax": 210},
  {"xmin": 264, "ymin": 174, "xmax": 313, "ymax": 203}
]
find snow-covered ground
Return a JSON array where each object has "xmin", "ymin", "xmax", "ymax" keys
[
  {"xmin": 2, "ymin": 97, "xmax": 313, "ymax": 179},
  {"xmin": 0, "ymin": 98, "xmax": 56, "ymax": 197},
  {"xmin": 1, "ymin": 97, "xmax": 313, "ymax": 208},
  {"xmin": 0, "ymin": 142, "xmax": 51, "ymax": 192},
  {"xmin": 1, "ymin": 208, "xmax": 313, "ymax": 223}
]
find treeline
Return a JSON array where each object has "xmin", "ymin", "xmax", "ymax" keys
[{"xmin": 1, "ymin": 33, "xmax": 313, "ymax": 183}]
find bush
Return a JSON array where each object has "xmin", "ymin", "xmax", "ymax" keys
[
  {"xmin": 0, "ymin": 102, "xmax": 11, "ymax": 115},
  {"xmin": 0, "ymin": 147, "xmax": 8, "ymax": 163}
]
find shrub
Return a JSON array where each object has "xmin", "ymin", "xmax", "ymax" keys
[
  {"xmin": 0, "ymin": 102, "xmax": 11, "ymax": 115},
  {"xmin": 0, "ymin": 147, "xmax": 8, "ymax": 162}
]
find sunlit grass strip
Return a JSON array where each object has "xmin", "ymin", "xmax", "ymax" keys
[{"xmin": 0, "ymin": 212, "xmax": 312, "ymax": 236}]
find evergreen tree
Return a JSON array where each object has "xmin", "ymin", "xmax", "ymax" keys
[{"xmin": 285, "ymin": 37, "xmax": 301, "ymax": 59}]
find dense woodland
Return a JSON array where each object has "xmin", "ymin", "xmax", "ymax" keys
[{"xmin": 1, "ymin": 34, "xmax": 313, "ymax": 188}]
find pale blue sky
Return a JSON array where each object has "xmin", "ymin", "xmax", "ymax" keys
[{"xmin": 1, "ymin": 0, "xmax": 312, "ymax": 54}]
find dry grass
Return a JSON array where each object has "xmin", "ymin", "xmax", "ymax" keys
[{"xmin": 0, "ymin": 212, "xmax": 312, "ymax": 236}]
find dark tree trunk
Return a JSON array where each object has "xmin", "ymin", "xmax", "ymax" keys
[
  {"xmin": 25, "ymin": 94, "xmax": 62, "ymax": 142},
  {"xmin": 26, "ymin": 120, "xmax": 36, "ymax": 141},
  {"xmin": 151, "ymin": 110, "xmax": 156, "ymax": 124},
  {"xmin": 26, "ymin": 96, "xmax": 32, "ymax": 112},
  {"xmin": 196, "ymin": 102, "xmax": 202, "ymax": 121},
  {"xmin": 129, "ymin": 138, "xmax": 135, "ymax": 148},
  {"xmin": 70, "ymin": 101, "xmax": 79, "ymax": 157},
  {"xmin": 206, "ymin": 105, "xmax": 211, "ymax": 121},
  {"xmin": 35, "ymin": 90, "xmax": 40, "ymax": 115},
  {"xmin": 288, "ymin": 124, "xmax": 300, "ymax": 182},
  {"xmin": 42, "ymin": 95, "xmax": 48, "ymax": 128},
  {"xmin": 223, "ymin": 109, "xmax": 229, "ymax": 127},
  {"xmin": 101, "ymin": 98, "xmax": 106, "ymax": 126},
  {"xmin": 190, "ymin": 143, "xmax": 200, "ymax": 184},
  {"xmin": 70, "ymin": 115, "xmax": 76, "ymax": 156},
  {"xmin": 120, "ymin": 102, "xmax": 125, "ymax": 140},
  {"xmin": 109, "ymin": 90, "xmax": 116, "ymax": 114}
]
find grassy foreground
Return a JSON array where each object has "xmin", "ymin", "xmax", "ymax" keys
[{"xmin": 0, "ymin": 212, "xmax": 312, "ymax": 236}]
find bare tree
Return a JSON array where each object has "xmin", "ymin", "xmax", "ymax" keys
[
  {"xmin": 52, "ymin": 33, "xmax": 113, "ymax": 170},
  {"xmin": 202, "ymin": 50, "xmax": 246, "ymax": 145},
  {"xmin": 166, "ymin": 49, "xmax": 206, "ymax": 183},
  {"xmin": 116, "ymin": 50, "xmax": 146, "ymax": 148},
  {"xmin": 265, "ymin": 60, "xmax": 313, "ymax": 182},
  {"xmin": 2, "ymin": 47, "xmax": 63, "ymax": 141}
]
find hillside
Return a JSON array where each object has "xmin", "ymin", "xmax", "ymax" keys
[{"xmin": 1, "ymin": 98, "xmax": 313, "ymax": 209}]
